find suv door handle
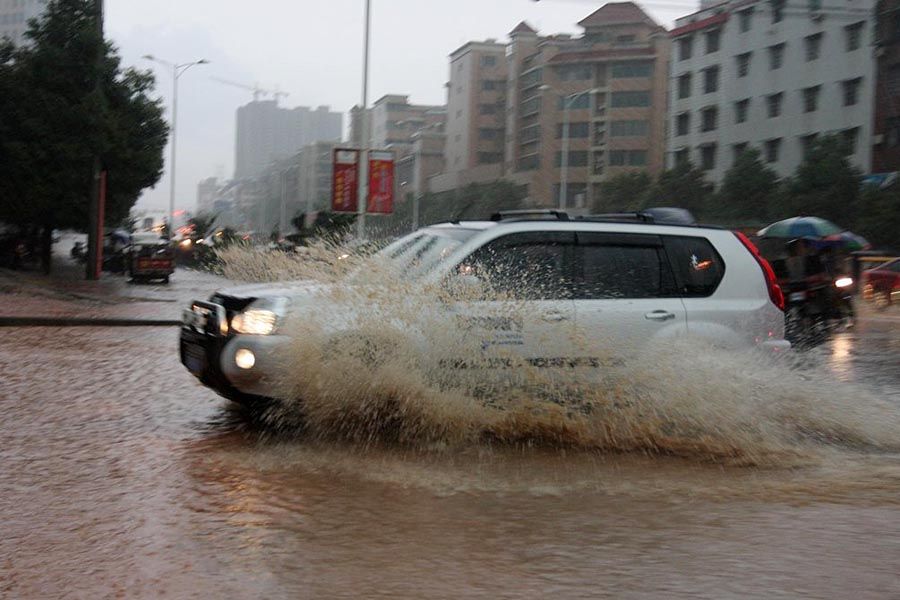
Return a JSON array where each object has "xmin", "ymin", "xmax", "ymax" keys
[
  {"xmin": 644, "ymin": 310, "xmax": 676, "ymax": 322},
  {"xmin": 542, "ymin": 311, "xmax": 569, "ymax": 322}
]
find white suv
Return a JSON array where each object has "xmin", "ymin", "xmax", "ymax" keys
[{"xmin": 180, "ymin": 211, "xmax": 788, "ymax": 405}]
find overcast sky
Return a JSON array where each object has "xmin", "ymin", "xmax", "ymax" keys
[{"xmin": 105, "ymin": 0, "xmax": 696, "ymax": 214}]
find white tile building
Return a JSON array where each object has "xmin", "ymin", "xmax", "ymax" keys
[{"xmin": 667, "ymin": 0, "xmax": 877, "ymax": 184}]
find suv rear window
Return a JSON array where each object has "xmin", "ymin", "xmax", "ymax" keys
[
  {"xmin": 574, "ymin": 232, "xmax": 678, "ymax": 299},
  {"xmin": 663, "ymin": 235, "xmax": 725, "ymax": 297}
]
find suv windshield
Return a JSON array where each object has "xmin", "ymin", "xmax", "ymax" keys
[{"xmin": 357, "ymin": 227, "xmax": 482, "ymax": 282}]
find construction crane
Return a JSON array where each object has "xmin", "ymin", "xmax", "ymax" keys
[{"xmin": 210, "ymin": 77, "xmax": 290, "ymax": 104}]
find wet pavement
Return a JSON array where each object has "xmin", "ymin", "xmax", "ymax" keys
[{"xmin": 2, "ymin": 266, "xmax": 900, "ymax": 599}]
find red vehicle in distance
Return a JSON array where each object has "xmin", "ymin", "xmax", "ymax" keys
[{"xmin": 862, "ymin": 258, "xmax": 900, "ymax": 309}]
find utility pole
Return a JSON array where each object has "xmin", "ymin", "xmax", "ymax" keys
[
  {"xmin": 356, "ymin": 0, "xmax": 371, "ymax": 240},
  {"xmin": 86, "ymin": 0, "xmax": 104, "ymax": 280}
]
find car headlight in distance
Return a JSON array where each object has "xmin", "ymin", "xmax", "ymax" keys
[
  {"xmin": 231, "ymin": 309, "xmax": 278, "ymax": 335},
  {"xmin": 835, "ymin": 277, "xmax": 854, "ymax": 289}
]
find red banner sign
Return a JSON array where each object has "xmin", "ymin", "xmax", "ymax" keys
[
  {"xmin": 332, "ymin": 148, "xmax": 360, "ymax": 212},
  {"xmin": 367, "ymin": 151, "xmax": 395, "ymax": 214}
]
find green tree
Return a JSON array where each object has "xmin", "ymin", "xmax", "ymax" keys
[
  {"xmin": 592, "ymin": 171, "xmax": 652, "ymax": 213},
  {"xmin": 855, "ymin": 184, "xmax": 900, "ymax": 250},
  {"xmin": 289, "ymin": 211, "xmax": 357, "ymax": 245},
  {"xmin": 644, "ymin": 161, "xmax": 713, "ymax": 216},
  {"xmin": 787, "ymin": 134, "xmax": 861, "ymax": 225},
  {"xmin": 0, "ymin": 0, "xmax": 168, "ymax": 272},
  {"xmin": 716, "ymin": 148, "xmax": 779, "ymax": 223}
]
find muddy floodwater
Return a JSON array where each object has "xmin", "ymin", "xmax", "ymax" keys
[{"xmin": 2, "ymin": 310, "xmax": 900, "ymax": 598}]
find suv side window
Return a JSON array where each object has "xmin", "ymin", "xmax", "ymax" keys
[
  {"xmin": 663, "ymin": 235, "xmax": 725, "ymax": 297},
  {"xmin": 574, "ymin": 232, "xmax": 678, "ymax": 299},
  {"xmin": 462, "ymin": 231, "xmax": 575, "ymax": 300}
]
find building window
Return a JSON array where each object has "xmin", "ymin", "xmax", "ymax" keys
[
  {"xmin": 558, "ymin": 94, "xmax": 591, "ymax": 110},
  {"xmin": 676, "ymin": 113, "xmax": 690, "ymax": 136},
  {"xmin": 679, "ymin": 36, "xmax": 693, "ymax": 60},
  {"xmin": 520, "ymin": 96, "xmax": 541, "ymax": 115},
  {"xmin": 611, "ymin": 61, "xmax": 653, "ymax": 78},
  {"xmin": 556, "ymin": 150, "xmax": 589, "ymax": 167},
  {"xmin": 732, "ymin": 142, "xmax": 749, "ymax": 161},
  {"xmin": 557, "ymin": 122, "xmax": 590, "ymax": 138},
  {"xmin": 517, "ymin": 155, "xmax": 539, "ymax": 171},
  {"xmin": 593, "ymin": 152, "xmax": 605, "ymax": 175},
  {"xmin": 610, "ymin": 91, "xmax": 651, "ymax": 107},
  {"xmin": 594, "ymin": 122, "xmax": 606, "ymax": 145},
  {"xmin": 482, "ymin": 79, "xmax": 504, "ymax": 91},
  {"xmin": 800, "ymin": 133, "xmax": 818, "ymax": 157},
  {"xmin": 556, "ymin": 64, "xmax": 593, "ymax": 81},
  {"xmin": 703, "ymin": 66, "xmax": 720, "ymax": 93},
  {"xmin": 768, "ymin": 43, "xmax": 785, "ymax": 70},
  {"xmin": 735, "ymin": 98, "xmax": 750, "ymax": 123},
  {"xmin": 802, "ymin": 85, "xmax": 821, "ymax": 112},
  {"xmin": 700, "ymin": 144, "xmax": 717, "ymax": 170},
  {"xmin": 481, "ymin": 55, "xmax": 497, "ymax": 67},
  {"xmin": 739, "ymin": 8, "xmax": 754, "ymax": 32},
  {"xmin": 843, "ymin": 77, "xmax": 862, "ymax": 105},
  {"xmin": 479, "ymin": 128, "xmax": 502, "ymax": 140},
  {"xmin": 678, "ymin": 73, "xmax": 692, "ymax": 99},
  {"xmin": 479, "ymin": 103, "xmax": 498, "ymax": 115},
  {"xmin": 764, "ymin": 138, "xmax": 781, "ymax": 163},
  {"xmin": 701, "ymin": 106, "xmax": 718, "ymax": 132},
  {"xmin": 842, "ymin": 127, "xmax": 859, "ymax": 154},
  {"xmin": 610, "ymin": 120, "xmax": 649, "ymax": 137},
  {"xmin": 771, "ymin": 0, "xmax": 785, "ymax": 23},
  {"xmin": 608, "ymin": 150, "xmax": 648, "ymax": 166},
  {"xmin": 805, "ymin": 33, "xmax": 823, "ymax": 61},
  {"xmin": 845, "ymin": 22, "xmax": 864, "ymax": 51},
  {"xmin": 705, "ymin": 29, "xmax": 721, "ymax": 53},
  {"xmin": 477, "ymin": 152, "xmax": 503, "ymax": 164},
  {"xmin": 766, "ymin": 92, "xmax": 783, "ymax": 117},
  {"xmin": 674, "ymin": 148, "xmax": 690, "ymax": 166},
  {"xmin": 736, "ymin": 52, "xmax": 752, "ymax": 78}
]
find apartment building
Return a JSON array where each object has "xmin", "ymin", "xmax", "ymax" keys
[
  {"xmin": 369, "ymin": 94, "xmax": 446, "ymax": 155},
  {"xmin": 0, "ymin": 0, "xmax": 48, "ymax": 46},
  {"xmin": 234, "ymin": 100, "xmax": 342, "ymax": 179},
  {"xmin": 872, "ymin": 0, "xmax": 900, "ymax": 172},
  {"xmin": 444, "ymin": 40, "xmax": 509, "ymax": 176},
  {"xmin": 504, "ymin": 4, "xmax": 670, "ymax": 209},
  {"xmin": 196, "ymin": 177, "xmax": 220, "ymax": 215},
  {"xmin": 667, "ymin": 0, "xmax": 877, "ymax": 183}
]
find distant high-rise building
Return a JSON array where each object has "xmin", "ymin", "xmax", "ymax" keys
[
  {"xmin": 0, "ymin": 0, "xmax": 48, "ymax": 46},
  {"xmin": 234, "ymin": 101, "xmax": 342, "ymax": 179},
  {"xmin": 196, "ymin": 177, "xmax": 220, "ymax": 214}
]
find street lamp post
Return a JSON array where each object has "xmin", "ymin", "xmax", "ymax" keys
[
  {"xmin": 142, "ymin": 55, "xmax": 209, "ymax": 232},
  {"xmin": 559, "ymin": 88, "xmax": 599, "ymax": 210},
  {"xmin": 356, "ymin": 0, "xmax": 372, "ymax": 240}
]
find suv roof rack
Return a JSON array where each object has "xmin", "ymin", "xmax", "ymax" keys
[
  {"xmin": 490, "ymin": 209, "xmax": 570, "ymax": 222},
  {"xmin": 576, "ymin": 212, "xmax": 655, "ymax": 223}
]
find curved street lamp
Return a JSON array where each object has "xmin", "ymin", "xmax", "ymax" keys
[{"xmin": 142, "ymin": 55, "xmax": 209, "ymax": 230}]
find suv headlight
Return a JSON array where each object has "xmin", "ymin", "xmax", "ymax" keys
[
  {"xmin": 231, "ymin": 309, "xmax": 278, "ymax": 335},
  {"xmin": 230, "ymin": 296, "xmax": 289, "ymax": 336}
]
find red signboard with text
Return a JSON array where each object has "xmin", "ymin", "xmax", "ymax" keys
[
  {"xmin": 367, "ymin": 151, "xmax": 395, "ymax": 214},
  {"xmin": 331, "ymin": 148, "xmax": 360, "ymax": 212}
]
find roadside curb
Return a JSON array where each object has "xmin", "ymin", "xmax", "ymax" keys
[{"xmin": 0, "ymin": 317, "xmax": 182, "ymax": 327}]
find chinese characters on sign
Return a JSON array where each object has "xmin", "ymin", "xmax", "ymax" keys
[
  {"xmin": 331, "ymin": 149, "xmax": 360, "ymax": 212},
  {"xmin": 367, "ymin": 151, "xmax": 395, "ymax": 214}
]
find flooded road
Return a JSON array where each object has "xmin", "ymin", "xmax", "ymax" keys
[{"xmin": 2, "ymin": 301, "xmax": 900, "ymax": 598}]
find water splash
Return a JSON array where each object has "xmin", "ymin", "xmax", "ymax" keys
[{"xmin": 217, "ymin": 243, "xmax": 900, "ymax": 467}]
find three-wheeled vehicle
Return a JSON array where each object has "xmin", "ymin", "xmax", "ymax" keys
[{"xmin": 128, "ymin": 232, "xmax": 175, "ymax": 283}]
